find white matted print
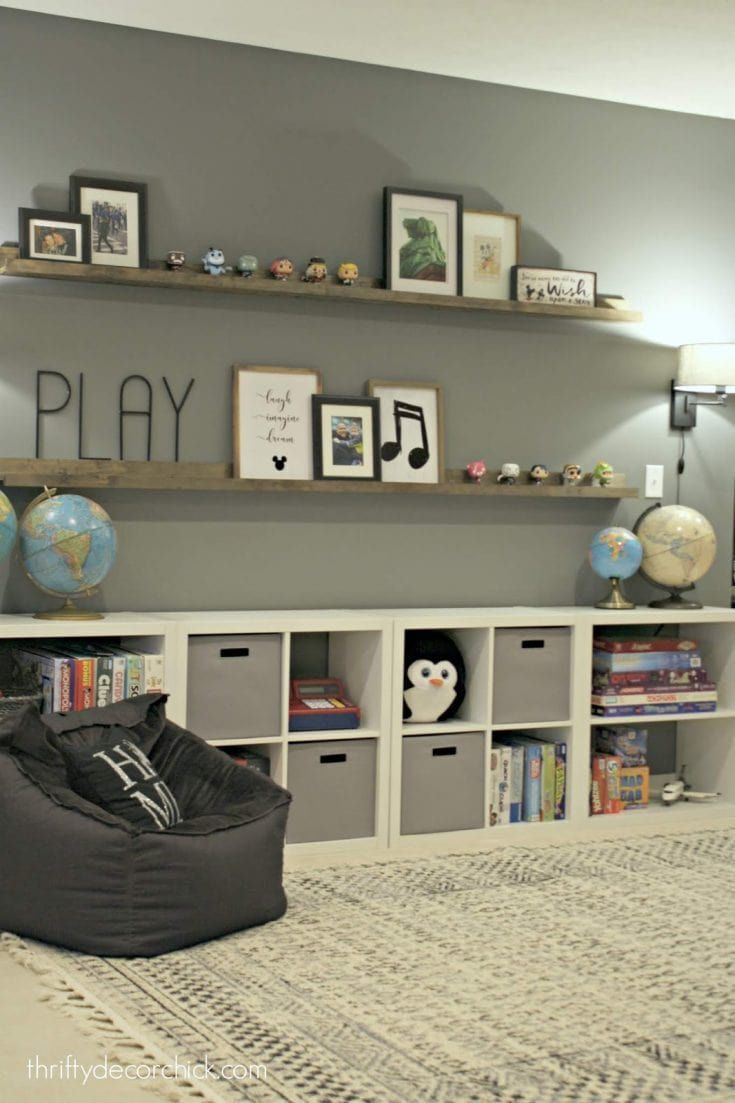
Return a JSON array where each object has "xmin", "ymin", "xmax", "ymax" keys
[
  {"xmin": 70, "ymin": 176, "xmax": 147, "ymax": 268},
  {"xmin": 233, "ymin": 365, "xmax": 322, "ymax": 479},
  {"xmin": 462, "ymin": 210, "xmax": 521, "ymax": 300},
  {"xmin": 384, "ymin": 188, "xmax": 462, "ymax": 296},
  {"xmin": 368, "ymin": 380, "xmax": 444, "ymax": 484}
]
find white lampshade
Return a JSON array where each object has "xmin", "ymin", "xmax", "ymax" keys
[{"xmin": 676, "ymin": 344, "xmax": 735, "ymax": 393}]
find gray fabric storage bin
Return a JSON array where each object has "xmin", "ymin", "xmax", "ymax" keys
[
  {"xmin": 287, "ymin": 739, "xmax": 376, "ymax": 843},
  {"xmin": 493, "ymin": 627, "xmax": 571, "ymax": 724},
  {"xmin": 187, "ymin": 634, "xmax": 282, "ymax": 741},
  {"xmin": 401, "ymin": 731, "xmax": 485, "ymax": 835}
]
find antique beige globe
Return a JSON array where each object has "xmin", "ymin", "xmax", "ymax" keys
[{"xmin": 635, "ymin": 503, "xmax": 716, "ymax": 608}]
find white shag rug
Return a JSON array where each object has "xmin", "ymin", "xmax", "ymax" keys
[{"xmin": 4, "ymin": 828, "xmax": 735, "ymax": 1103}]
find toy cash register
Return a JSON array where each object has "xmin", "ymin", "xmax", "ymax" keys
[{"xmin": 288, "ymin": 678, "xmax": 361, "ymax": 731}]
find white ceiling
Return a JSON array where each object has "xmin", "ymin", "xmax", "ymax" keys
[{"xmin": 5, "ymin": 0, "xmax": 735, "ymax": 120}]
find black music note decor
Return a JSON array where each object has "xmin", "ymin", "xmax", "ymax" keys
[
  {"xmin": 368, "ymin": 381, "xmax": 444, "ymax": 485},
  {"xmin": 381, "ymin": 400, "xmax": 430, "ymax": 469}
]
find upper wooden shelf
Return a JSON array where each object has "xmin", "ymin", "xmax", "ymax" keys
[
  {"xmin": 0, "ymin": 458, "xmax": 638, "ymax": 498},
  {"xmin": 0, "ymin": 247, "xmax": 642, "ymax": 323}
]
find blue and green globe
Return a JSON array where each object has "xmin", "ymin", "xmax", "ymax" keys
[
  {"xmin": 588, "ymin": 526, "xmax": 643, "ymax": 581},
  {"xmin": 20, "ymin": 493, "xmax": 117, "ymax": 599},
  {"xmin": 0, "ymin": 490, "xmax": 18, "ymax": 563}
]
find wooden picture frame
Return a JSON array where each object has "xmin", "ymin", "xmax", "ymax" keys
[
  {"xmin": 462, "ymin": 210, "xmax": 521, "ymax": 300},
  {"xmin": 312, "ymin": 396, "xmax": 381, "ymax": 481},
  {"xmin": 18, "ymin": 208, "xmax": 91, "ymax": 264},
  {"xmin": 69, "ymin": 175, "xmax": 148, "ymax": 268},
  {"xmin": 384, "ymin": 187, "xmax": 463, "ymax": 296},
  {"xmin": 367, "ymin": 380, "xmax": 445, "ymax": 484},
  {"xmin": 233, "ymin": 365, "xmax": 322, "ymax": 480}
]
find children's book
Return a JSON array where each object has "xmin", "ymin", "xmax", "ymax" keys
[
  {"xmin": 497, "ymin": 745, "xmax": 512, "ymax": 826},
  {"xmin": 489, "ymin": 747, "xmax": 501, "ymax": 826},
  {"xmin": 494, "ymin": 738, "xmax": 524, "ymax": 824}
]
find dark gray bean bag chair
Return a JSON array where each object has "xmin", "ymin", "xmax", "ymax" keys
[{"xmin": 0, "ymin": 693, "xmax": 291, "ymax": 956}]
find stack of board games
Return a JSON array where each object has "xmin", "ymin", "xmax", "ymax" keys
[
  {"xmin": 490, "ymin": 736, "xmax": 566, "ymax": 826},
  {"xmin": 594, "ymin": 728, "xmax": 649, "ymax": 810},
  {"xmin": 590, "ymin": 728, "xmax": 650, "ymax": 814},
  {"xmin": 592, "ymin": 635, "xmax": 716, "ymax": 717},
  {"xmin": 13, "ymin": 642, "xmax": 164, "ymax": 713}
]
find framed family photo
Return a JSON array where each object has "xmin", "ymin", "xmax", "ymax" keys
[
  {"xmin": 18, "ymin": 208, "xmax": 91, "ymax": 263},
  {"xmin": 312, "ymin": 396, "xmax": 381, "ymax": 481},
  {"xmin": 367, "ymin": 380, "xmax": 444, "ymax": 484},
  {"xmin": 70, "ymin": 175, "xmax": 147, "ymax": 268},
  {"xmin": 462, "ymin": 210, "xmax": 521, "ymax": 300},
  {"xmin": 233, "ymin": 365, "xmax": 322, "ymax": 480},
  {"xmin": 384, "ymin": 187, "xmax": 462, "ymax": 296}
]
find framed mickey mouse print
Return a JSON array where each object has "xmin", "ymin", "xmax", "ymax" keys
[{"xmin": 233, "ymin": 365, "xmax": 322, "ymax": 480}]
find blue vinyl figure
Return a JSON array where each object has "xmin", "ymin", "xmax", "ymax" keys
[{"xmin": 202, "ymin": 247, "xmax": 229, "ymax": 276}]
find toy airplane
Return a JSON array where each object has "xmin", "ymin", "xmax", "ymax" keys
[{"xmin": 655, "ymin": 765, "xmax": 720, "ymax": 806}]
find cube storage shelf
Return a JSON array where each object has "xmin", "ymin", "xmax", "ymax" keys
[{"xmin": 0, "ymin": 605, "xmax": 733, "ymax": 863}]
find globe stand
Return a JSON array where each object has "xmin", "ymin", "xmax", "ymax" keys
[
  {"xmin": 34, "ymin": 597, "xmax": 104, "ymax": 621},
  {"xmin": 649, "ymin": 585, "xmax": 702, "ymax": 611},
  {"xmin": 595, "ymin": 577, "xmax": 636, "ymax": 611}
]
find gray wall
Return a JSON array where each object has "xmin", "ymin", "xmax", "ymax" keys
[{"xmin": 1, "ymin": 7, "xmax": 734, "ymax": 614}]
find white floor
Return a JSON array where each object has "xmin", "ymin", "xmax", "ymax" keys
[{"xmin": 0, "ymin": 953, "xmax": 149, "ymax": 1103}]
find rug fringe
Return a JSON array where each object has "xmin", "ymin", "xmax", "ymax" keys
[{"xmin": 1, "ymin": 933, "xmax": 229, "ymax": 1103}]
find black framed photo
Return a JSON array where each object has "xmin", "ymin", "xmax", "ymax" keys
[
  {"xmin": 383, "ymin": 187, "xmax": 463, "ymax": 296},
  {"xmin": 312, "ymin": 396, "xmax": 381, "ymax": 481},
  {"xmin": 18, "ymin": 208, "xmax": 91, "ymax": 263},
  {"xmin": 69, "ymin": 175, "xmax": 147, "ymax": 268}
]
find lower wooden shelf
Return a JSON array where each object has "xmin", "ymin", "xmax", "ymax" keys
[{"xmin": 0, "ymin": 458, "xmax": 639, "ymax": 498}]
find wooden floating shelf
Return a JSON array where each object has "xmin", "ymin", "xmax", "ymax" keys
[
  {"xmin": 0, "ymin": 459, "xmax": 639, "ymax": 498},
  {"xmin": 0, "ymin": 247, "xmax": 643, "ymax": 323}
]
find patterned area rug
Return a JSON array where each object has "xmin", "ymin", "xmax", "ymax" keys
[{"xmin": 5, "ymin": 829, "xmax": 735, "ymax": 1103}]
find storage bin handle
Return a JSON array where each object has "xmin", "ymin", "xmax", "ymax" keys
[
  {"xmin": 220, "ymin": 647, "xmax": 250, "ymax": 658},
  {"xmin": 320, "ymin": 752, "xmax": 347, "ymax": 764},
  {"xmin": 432, "ymin": 746, "xmax": 457, "ymax": 757},
  {"xmin": 521, "ymin": 639, "xmax": 545, "ymax": 649}
]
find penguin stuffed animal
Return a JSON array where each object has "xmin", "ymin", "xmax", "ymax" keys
[{"xmin": 403, "ymin": 630, "xmax": 466, "ymax": 723}]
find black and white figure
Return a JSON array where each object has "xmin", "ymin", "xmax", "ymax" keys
[{"xmin": 403, "ymin": 631, "xmax": 466, "ymax": 722}]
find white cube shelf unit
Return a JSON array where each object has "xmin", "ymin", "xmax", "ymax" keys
[
  {"xmin": 1, "ymin": 606, "xmax": 734, "ymax": 862},
  {"xmin": 389, "ymin": 605, "xmax": 735, "ymax": 852},
  {"xmin": 162, "ymin": 610, "xmax": 393, "ymax": 855}
]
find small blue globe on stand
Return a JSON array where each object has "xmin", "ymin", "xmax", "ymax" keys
[
  {"xmin": 19, "ymin": 490, "xmax": 117, "ymax": 620},
  {"xmin": 588, "ymin": 526, "xmax": 643, "ymax": 610}
]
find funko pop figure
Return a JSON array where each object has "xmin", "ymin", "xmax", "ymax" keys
[
  {"xmin": 337, "ymin": 261, "xmax": 359, "ymax": 285},
  {"xmin": 236, "ymin": 254, "xmax": 258, "ymax": 278},
  {"xmin": 202, "ymin": 247, "xmax": 229, "ymax": 276},
  {"xmin": 302, "ymin": 257, "xmax": 328, "ymax": 283},
  {"xmin": 466, "ymin": 460, "xmax": 487, "ymax": 483},
  {"xmin": 530, "ymin": 463, "xmax": 549, "ymax": 486},
  {"xmin": 269, "ymin": 257, "xmax": 294, "ymax": 280},
  {"xmin": 166, "ymin": 250, "xmax": 186, "ymax": 271},
  {"xmin": 562, "ymin": 462, "xmax": 583, "ymax": 486},
  {"xmin": 497, "ymin": 462, "xmax": 520, "ymax": 486},
  {"xmin": 592, "ymin": 461, "xmax": 614, "ymax": 487}
]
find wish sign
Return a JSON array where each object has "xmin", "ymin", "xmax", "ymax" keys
[{"xmin": 511, "ymin": 265, "xmax": 596, "ymax": 307}]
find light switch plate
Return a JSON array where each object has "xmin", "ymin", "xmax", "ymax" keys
[{"xmin": 645, "ymin": 464, "xmax": 664, "ymax": 498}]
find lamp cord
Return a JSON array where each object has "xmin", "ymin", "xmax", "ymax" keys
[{"xmin": 676, "ymin": 431, "xmax": 686, "ymax": 505}]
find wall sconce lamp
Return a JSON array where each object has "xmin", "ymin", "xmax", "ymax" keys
[{"xmin": 671, "ymin": 343, "xmax": 735, "ymax": 429}]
